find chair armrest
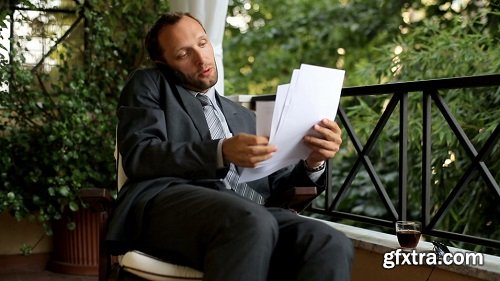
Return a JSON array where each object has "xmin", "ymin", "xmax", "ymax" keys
[{"xmin": 265, "ymin": 186, "xmax": 318, "ymax": 212}]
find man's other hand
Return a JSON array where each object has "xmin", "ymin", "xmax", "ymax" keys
[{"xmin": 222, "ymin": 133, "xmax": 277, "ymax": 168}]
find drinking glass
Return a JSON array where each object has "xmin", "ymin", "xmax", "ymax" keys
[{"xmin": 395, "ymin": 221, "xmax": 421, "ymax": 249}]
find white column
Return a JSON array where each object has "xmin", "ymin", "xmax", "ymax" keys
[{"xmin": 170, "ymin": 0, "xmax": 229, "ymax": 95}]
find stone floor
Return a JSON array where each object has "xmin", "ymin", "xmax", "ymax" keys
[
  {"xmin": 0, "ymin": 253, "xmax": 98, "ymax": 281},
  {"xmin": 0, "ymin": 270, "xmax": 97, "ymax": 281}
]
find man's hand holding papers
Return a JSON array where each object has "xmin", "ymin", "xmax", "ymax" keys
[
  {"xmin": 239, "ymin": 64, "xmax": 345, "ymax": 182},
  {"xmin": 222, "ymin": 133, "xmax": 277, "ymax": 168},
  {"xmin": 303, "ymin": 118, "xmax": 342, "ymax": 168}
]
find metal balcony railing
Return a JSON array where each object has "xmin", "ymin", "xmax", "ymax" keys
[{"xmin": 252, "ymin": 74, "xmax": 500, "ymax": 251}]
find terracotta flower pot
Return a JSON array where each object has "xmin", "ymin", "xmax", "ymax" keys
[{"xmin": 48, "ymin": 207, "xmax": 101, "ymax": 276}]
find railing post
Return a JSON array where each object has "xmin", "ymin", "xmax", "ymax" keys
[
  {"xmin": 326, "ymin": 159, "xmax": 333, "ymax": 209},
  {"xmin": 398, "ymin": 92, "xmax": 408, "ymax": 221},
  {"xmin": 422, "ymin": 90, "xmax": 433, "ymax": 229}
]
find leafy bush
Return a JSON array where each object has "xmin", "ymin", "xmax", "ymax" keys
[{"xmin": 0, "ymin": 0, "xmax": 168, "ymax": 235}]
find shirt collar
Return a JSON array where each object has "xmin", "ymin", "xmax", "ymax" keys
[{"xmin": 189, "ymin": 87, "xmax": 216, "ymax": 104}]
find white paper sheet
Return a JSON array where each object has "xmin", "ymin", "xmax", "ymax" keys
[
  {"xmin": 256, "ymin": 101, "xmax": 275, "ymax": 137},
  {"xmin": 269, "ymin": 83, "xmax": 289, "ymax": 140},
  {"xmin": 239, "ymin": 64, "xmax": 345, "ymax": 183}
]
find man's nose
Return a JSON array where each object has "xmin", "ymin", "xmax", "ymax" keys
[{"xmin": 192, "ymin": 48, "xmax": 205, "ymax": 65}]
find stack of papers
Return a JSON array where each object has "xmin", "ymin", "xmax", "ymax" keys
[{"xmin": 239, "ymin": 64, "xmax": 345, "ymax": 182}]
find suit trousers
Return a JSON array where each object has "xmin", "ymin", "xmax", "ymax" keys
[{"xmin": 136, "ymin": 184, "xmax": 353, "ymax": 281}]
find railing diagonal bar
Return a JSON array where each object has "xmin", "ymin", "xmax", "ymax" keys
[
  {"xmin": 337, "ymin": 106, "xmax": 364, "ymax": 154},
  {"xmin": 476, "ymin": 125, "xmax": 500, "ymax": 199},
  {"xmin": 328, "ymin": 157, "xmax": 362, "ymax": 212},
  {"xmin": 328, "ymin": 107, "xmax": 364, "ymax": 211},
  {"xmin": 478, "ymin": 161, "xmax": 500, "ymax": 199},
  {"xmin": 427, "ymin": 159, "xmax": 481, "ymax": 230},
  {"xmin": 358, "ymin": 94, "xmax": 400, "ymax": 220},
  {"xmin": 431, "ymin": 91, "xmax": 478, "ymax": 160},
  {"xmin": 31, "ymin": 14, "xmax": 83, "ymax": 72},
  {"xmin": 475, "ymin": 124, "xmax": 500, "ymax": 198},
  {"xmin": 360, "ymin": 94, "xmax": 399, "ymax": 154},
  {"xmin": 425, "ymin": 125, "xmax": 499, "ymax": 230},
  {"xmin": 329, "ymin": 96, "xmax": 400, "ymax": 218},
  {"xmin": 363, "ymin": 155, "xmax": 398, "ymax": 220}
]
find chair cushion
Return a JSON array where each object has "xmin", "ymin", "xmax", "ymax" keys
[{"xmin": 119, "ymin": 250, "xmax": 203, "ymax": 281}]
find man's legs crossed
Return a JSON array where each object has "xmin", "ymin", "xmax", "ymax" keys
[
  {"xmin": 268, "ymin": 208, "xmax": 353, "ymax": 281},
  {"xmin": 136, "ymin": 184, "xmax": 279, "ymax": 281}
]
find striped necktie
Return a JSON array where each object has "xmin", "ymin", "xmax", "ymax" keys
[{"xmin": 196, "ymin": 94, "xmax": 264, "ymax": 204}]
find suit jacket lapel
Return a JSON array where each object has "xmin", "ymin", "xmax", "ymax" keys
[
  {"xmin": 216, "ymin": 93, "xmax": 244, "ymax": 135},
  {"xmin": 174, "ymin": 84, "xmax": 211, "ymax": 140}
]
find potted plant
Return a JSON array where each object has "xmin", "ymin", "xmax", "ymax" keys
[{"xmin": 0, "ymin": 27, "xmax": 116, "ymax": 276}]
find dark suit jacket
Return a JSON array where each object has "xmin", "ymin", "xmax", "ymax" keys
[{"xmin": 106, "ymin": 67, "xmax": 325, "ymax": 254}]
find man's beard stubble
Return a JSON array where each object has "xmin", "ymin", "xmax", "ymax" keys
[{"xmin": 174, "ymin": 65, "xmax": 218, "ymax": 93}]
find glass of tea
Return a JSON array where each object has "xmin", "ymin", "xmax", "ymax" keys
[{"xmin": 395, "ymin": 221, "xmax": 421, "ymax": 250}]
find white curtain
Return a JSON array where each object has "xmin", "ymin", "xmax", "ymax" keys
[{"xmin": 170, "ymin": 0, "xmax": 229, "ymax": 95}]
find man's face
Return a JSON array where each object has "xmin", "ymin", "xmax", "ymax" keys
[{"xmin": 158, "ymin": 16, "xmax": 218, "ymax": 92}]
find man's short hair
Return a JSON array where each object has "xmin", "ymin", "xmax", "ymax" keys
[{"xmin": 145, "ymin": 12, "xmax": 205, "ymax": 63}]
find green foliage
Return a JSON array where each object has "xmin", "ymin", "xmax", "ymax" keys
[
  {"xmin": 363, "ymin": 9, "xmax": 500, "ymax": 81},
  {"xmin": 224, "ymin": 0, "xmax": 405, "ymax": 94},
  {"xmin": 0, "ymin": 0, "xmax": 168, "ymax": 235},
  {"xmin": 20, "ymin": 243, "xmax": 33, "ymax": 256}
]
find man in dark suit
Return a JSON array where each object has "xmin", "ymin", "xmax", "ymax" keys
[{"xmin": 107, "ymin": 12, "xmax": 353, "ymax": 281}]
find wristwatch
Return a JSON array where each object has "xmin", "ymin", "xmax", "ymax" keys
[{"xmin": 304, "ymin": 160, "xmax": 325, "ymax": 172}]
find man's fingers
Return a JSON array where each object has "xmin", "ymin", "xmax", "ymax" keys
[
  {"xmin": 320, "ymin": 119, "xmax": 341, "ymax": 133},
  {"xmin": 304, "ymin": 134, "xmax": 341, "ymax": 150},
  {"xmin": 313, "ymin": 121, "xmax": 342, "ymax": 141},
  {"xmin": 246, "ymin": 153, "xmax": 274, "ymax": 167},
  {"xmin": 242, "ymin": 145, "xmax": 276, "ymax": 167},
  {"xmin": 250, "ymin": 144, "xmax": 277, "ymax": 155}
]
